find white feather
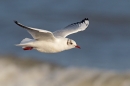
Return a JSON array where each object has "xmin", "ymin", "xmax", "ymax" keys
[{"xmin": 53, "ymin": 18, "xmax": 89, "ymax": 37}]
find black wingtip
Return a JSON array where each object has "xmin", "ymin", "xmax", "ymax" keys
[
  {"xmin": 81, "ymin": 18, "xmax": 89, "ymax": 23},
  {"xmin": 14, "ymin": 20, "xmax": 18, "ymax": 24},
  {"xmin": 84, "ymin": 18, "xmax": 89, "ymax": 20}
]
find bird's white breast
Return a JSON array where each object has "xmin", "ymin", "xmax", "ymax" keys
[{"xmin": 33, "ymin": 38, "xmax": 68, "ymax": 53}]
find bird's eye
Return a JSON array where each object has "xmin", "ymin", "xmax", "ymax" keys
[{"xmin": 70, "ymin": 42, "xmax": 73, "ymax": 45}]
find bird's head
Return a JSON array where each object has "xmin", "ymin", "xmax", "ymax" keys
[{"xmin": 67, "ymin": 38, "xmax": 80, "ymax": 49}]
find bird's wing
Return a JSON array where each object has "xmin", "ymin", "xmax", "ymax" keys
[
  {"xmin": 53, "ymin": 18, "xmax": 89, "ymax": 38},
  {"xmin": 14, "ymin": 21, "xmax": 55, "ymax": 41}
]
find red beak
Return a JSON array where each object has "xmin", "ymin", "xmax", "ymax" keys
[{"xmin": 75, "ymin": 45, "xmax": 81, "ymax": 49}]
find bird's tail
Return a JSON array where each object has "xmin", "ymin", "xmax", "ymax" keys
[{"xmin": 15, "ymin": 38, "xmax": 34, "ymax": 48}]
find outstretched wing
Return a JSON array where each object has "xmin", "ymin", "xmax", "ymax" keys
[
  {"xmin": 53, "ymin": 18, "xmax": 89, "ymax": 37},
  {"xmin": 14, "ymin": 21, "xmax": 55, "ymax": 41}
]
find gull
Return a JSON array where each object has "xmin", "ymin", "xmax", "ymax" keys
[{"xmin": 14, "ymin": 18, "xmax": 89, "ymax": 53}]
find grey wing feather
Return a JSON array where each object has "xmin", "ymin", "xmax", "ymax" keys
[
  {"xmin": 14, "ymin": 21, "xmax": 55, "ymax": 40},
  {"xmin": 53, "ymin": 18, "xmax": 89, "ymax": 37}
]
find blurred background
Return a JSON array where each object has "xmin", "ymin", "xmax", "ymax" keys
[{"xmin": 0, "ymin": 0, "xmax": 130, "ymax": 86}]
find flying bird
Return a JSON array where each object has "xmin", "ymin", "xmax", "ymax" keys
[{"xmin": 14, "ymin": 18, "xmax": 89, "ymax": 53}]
